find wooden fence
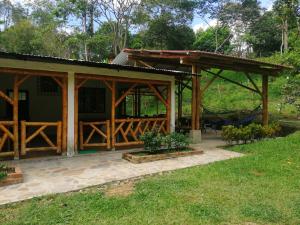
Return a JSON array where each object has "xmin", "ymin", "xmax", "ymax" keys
[
  {"xmin": 21, "ymin": 121, "xmax": 62, "ymax": 155},
  {"xmin": 113, "ymin": 117, "xmax": 167, "ymax": 147},
  {"xmin": 79, "ymin": 120, "xmax": 111, "ymax": 150},
  {"xmin": 0, "ymin": 121, "xmax": 15, "ymax": 157}
]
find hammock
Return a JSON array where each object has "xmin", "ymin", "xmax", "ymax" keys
[{"xmin": 203, "ymin": 105, "xmax": 262, "ymax": 130}]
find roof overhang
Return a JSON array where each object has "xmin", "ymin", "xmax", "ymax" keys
[{"xmin": 122, "ymin": 49, "xmax": 292, "ymax": 76}]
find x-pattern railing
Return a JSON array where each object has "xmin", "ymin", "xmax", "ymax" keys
[
  {"xmin": 79, "ymin": 120, "xmax": 111, "ymax": 150},
  {"xmin": 114, "ymin": 118, "xmax": 167, "ymax": 147},
  {"xmin": 0, "ymin": 121, "xmax": 15, "ymax": 157},
  {"xmin": 21, "ymin": 121, "xmax": 62, "ymax": 155}
]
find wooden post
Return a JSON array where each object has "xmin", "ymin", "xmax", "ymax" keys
[
  {"xmin": 262, "ymin": 75, "xmax": 269, "ymax": 126},
  {"xmin": 111, "ymin": 81, "xmax": 116, "ymax": 149},
  {"xmin": 62, "ymin": 77, "xmax": 68, "ymax": 154},
  {"xmin": 106, "ymin": 120, "xmax": 111, "ymax": 149},
  {"xmin": 74, "ymin": 80, "xmax": 78, "ymax": 153},
  {"xmin": 13, "ymin": 76, "xmax": 19, "ymax": 159},
  {"xmin": 21, "ymin": 121, "xmax": 26, "ymax": 156},
  {"xmin": 56, "ymin": 121, "xmax": 62, "ymax": 153},
  {"xmin": 167, "ymin": 83, "xmax": 172, "ymax": 133},
  {"xmin": 191, "ymin": 65, "xmax": 200, "ymax": 130},
  {"xmin": 79, "ymin": 121, "xmax": 84, "ymax": 150},
  {"xmin": 177, "ymin": 80, "xmax": 183, "ymax": 120}
]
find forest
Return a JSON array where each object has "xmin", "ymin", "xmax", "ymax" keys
[{"xmin": 0, "ymin": 0, "xmax": 299, "ymax": 119}]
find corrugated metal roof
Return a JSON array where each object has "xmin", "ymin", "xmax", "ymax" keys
[
  {"xmin": 116, "ymin": 49, "xmax": 292, "ymax": 76},
  {"xmin": 0, "ymin": 51, "xmax": 189, "ymax": 77}
]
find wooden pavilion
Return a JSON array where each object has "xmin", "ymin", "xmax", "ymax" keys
[{"xmin": 114, "ymin": 49, "xmax": 291, "ymax": 142}]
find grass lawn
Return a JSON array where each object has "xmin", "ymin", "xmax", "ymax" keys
[{"xmin": 1, "ymin": 132, "xmax": 300, "ymax": 225}]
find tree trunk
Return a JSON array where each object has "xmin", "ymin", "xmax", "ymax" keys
[{"xmin": 283, "ymin": 19, "xmax": 289, "ymax": 53}]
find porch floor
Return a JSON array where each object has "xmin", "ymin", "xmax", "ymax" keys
[{"xmin": 0, "ymin": 134, "xmax": 243, "ymax": 205}]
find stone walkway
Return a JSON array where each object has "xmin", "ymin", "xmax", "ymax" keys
[{"xmin": 0, "ymin": 137, "xmax": 243, "ymax": 205}]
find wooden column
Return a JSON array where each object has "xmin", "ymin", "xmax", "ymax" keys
[
  {"xmin": 177, "ymin": 80, "xmax": 183, "ymax": 120},
  {"xmin": 111, "ymin": 81, "xmax": 116, "ymax": 149},
  {"xmin": 74, "ymin": 79, "xmax": 79, "ymax": 153},
  {"xmin": 13, "ymin": 76, "xmax": 19, "ymax": 159},
  {"xmin": 62, "ymin": 77, "xmax": 68, "ymax": 153},
  {"xmin": 167, "ymin": 83, "xmax": 172, "ymax": 133},
  {"xmin": 262, "ymin": 75, "xmax": 269, "ymax": 126},
  {"xmin": 191, "ymin": 65, "xmax": 201, "ymax": 130}
]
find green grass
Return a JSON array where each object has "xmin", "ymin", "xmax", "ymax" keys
[{"xmin": 1, "ymin": 132, "xmax": 300, "ymax": 225}]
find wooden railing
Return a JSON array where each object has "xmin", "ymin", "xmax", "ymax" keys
[
  {"xmin": 21, "ymin": 121, "xmax": 62, "ymax": 155},
  {"xmin": 0, "ymin": 121, "xmax": 15, "ymax": 157},
  {"xmin": 79, "ymin": 120, "xmax": 111, "ymax": 150},
  {"xmin": 113, "ymin": 117, "xmax": 168, "ymax": 147}
]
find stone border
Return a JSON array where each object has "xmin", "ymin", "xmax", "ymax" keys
[
  {"xmin": 122, "ymin": 147, "xmax": 203, "ymax": 164},
  {"xmin": 0, "ymin": 167, "xmax": 23, "ymax": 187}
]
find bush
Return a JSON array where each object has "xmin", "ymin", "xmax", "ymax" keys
[
  {"xmin": 0, "ymin": 164, "xmax": 8, "ymax": 181},
  {"xmin": 141, "ymin": 132, "xmax": 190, "ymax": 153},
  {"xmin": 164, "ymin": 132, "xmax": 189, "ymax": 151},
  {"xmin": 140, "ymin": 131, "xmax": 163, "ymax": 153},
  {"xmin": 222, "ymin": 123, "xmax": 282, "ymax": 144}
]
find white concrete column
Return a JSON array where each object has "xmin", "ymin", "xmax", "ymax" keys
[
  {"xmin": 67, "ymin": 72, "xmax": 75, "ymax": 156},
  {"xmin": 170, "ymin": 78, "xmax": 176, "ymax": 132}
]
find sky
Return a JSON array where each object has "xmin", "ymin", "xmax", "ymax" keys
[
  {"xmin": 10, "ymin": 0, "xmax": 275, "ymax": 33},
  {"xmin": 192, "ymin": 0, "xmax": 275, "ymax": 31}
]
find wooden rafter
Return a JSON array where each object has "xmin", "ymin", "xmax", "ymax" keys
[
  {"xmin": 16, "ymin": 75, "xmax": 31, "ymax": 86},
  {"xmin": 148, "ymin": 84, "xmax": 167, "ymax": 106},
  {"xmin": 0, "ymin": 91, "xmax": 13, "ymax": 105},
  {"xmin": 201, "ymin": 70, "xmax": 222, "ymax": 94},
  {"xmin": 103, "ymin": 80, "xmax": 113, "ymax": 91},
  {"xmin": 203, "ymin": 69, "xmax": 260, "ymax": 94},
  {"xmin": 115, "ymin": 83, "xmax": 138, "ymax": 107},
  {"xmin": 245, "ymin": 72, "xmax": 262, "ymax": 96},
  {"xmin": 51, "ymin": 76, "xmax": 63, "ymax": 88},
  {"xmin": 137, "ymin": 60, "xmax": 155, "ymax": 69},
  {"xmin": 76, "ymin": 78, "xmax": 88, "ymax": 89}
]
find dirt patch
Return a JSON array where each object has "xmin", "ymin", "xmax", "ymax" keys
[{"xmin": 104, "ymin": 181, "xmax": 135, "ymax": 197}]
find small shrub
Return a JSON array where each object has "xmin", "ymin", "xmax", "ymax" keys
[
  {"xmin": 248, "ymin": 123, "xmax": 264, "ymax": 140},
  {"xmin": 222, "ymin": 125, "xmax": 236, "ymax": 144},
  {"xmin": 222, "ymin": 123, "xmax": 282, "ymax": 144},
  {"xmin": 140, "ymin": 131, "xmax": 162, "ymax": 153},
  {"xmin": 164, "ymin": 132, "xmax": 189, "ymax": 151},
  {"xmin": 0, "ymin": 164, "xmax": 8, "ymax": 181},
  {"xmin": 240, "ymin": 126, "xmax": 252, "ymax": 144}
]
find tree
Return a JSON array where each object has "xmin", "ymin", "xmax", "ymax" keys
[
  {"xmin": 98, "ymin": 0, "xmax": 140, "ymax": 56},
  {"xmin": 246, "ymin": 12, "xmax": 282, "ymax": 56},
  {"xmin": 141, "ymin": 14, "xmax": 195, "ymax": 50},
  {"xmin": 193, "ymin": 26, "xmax": 232, "ymax": 53},
  {"xmin": 282, "ymin": 75, "xmax": 300, "ymax": 117},
  {"xmin": 273, "ymin": 0, "xmax": 299, "ymax": 54},
  {"xmin": 0, "ymin": 20, "xmax": 39, "ymax": 54},
  {"xmin": 218, "ymin": 0, "xmax": 262, "ymax": 56}
]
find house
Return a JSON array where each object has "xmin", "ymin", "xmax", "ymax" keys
[
  {"xmin": 0, "ymin": 51, "xmax": 182, "ymax": 160},
  {"xmin": 0, "ymin": 50, "xmax": 290, "ymax": 160}
]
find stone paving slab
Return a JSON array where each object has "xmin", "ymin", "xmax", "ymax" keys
[{"xmin": 0, "ymin": 139, "xmax": 243, "ymax": 205}]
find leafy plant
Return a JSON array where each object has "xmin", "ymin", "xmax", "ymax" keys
[
  {"xmin": 222, "ymin": 123, "xmax": 282, "ymax": 144},
  {"xmin": 0, "ymin": 164, "xmax": 8, "ymax": 181},
  {"xmin": 164, "ymin": 132, "xmax": 189, "ymax": 151},
  {"xmin": 140, "ymin": 131, "xmax": 163, "ymax": 153}
]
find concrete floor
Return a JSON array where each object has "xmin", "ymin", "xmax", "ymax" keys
[{"xmin": 0, "ymin": 134, "xmax": 243, "ymax": 205}]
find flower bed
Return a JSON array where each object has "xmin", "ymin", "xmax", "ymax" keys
[
  {"xmin": 123, "ymin": 147, "xmax": 203, "ymax": 164},
  {"xmin": 0, "ymin": 165, "xmax": 23, "ymax": 187},
  {"xmin": 123, "ymin": 131, "xmax": 203, "ymax": 163}
]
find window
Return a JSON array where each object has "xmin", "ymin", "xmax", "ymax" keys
[
  {"xmin": 38, "ymin": 77, "xmax": 59, "ymax": 95},
  {"xmin": 79, "ymin": 87, "xmax": 105, "ymax": 113}
]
